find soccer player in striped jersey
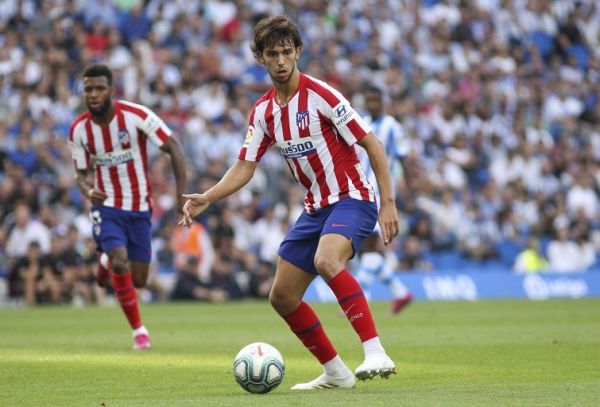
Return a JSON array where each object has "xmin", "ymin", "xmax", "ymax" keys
[
  {"xmin": 69, "ymin": 64, "xmax": 187, "ymax": 350},
  {"xmin": 355, "ymin": 86, "xmax": 414, "ymax": 315},
  {"xmin": 181, "ymin": 16, "xmax": 397, "ymax": 389}
]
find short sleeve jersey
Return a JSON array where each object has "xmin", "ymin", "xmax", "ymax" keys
[
  {"xmin": 69, "ymin": 100, "xmax": 172, "ymax": 211},
  {"xmin": 238, "ymin": 73, "xmax": 375, "ymax": 212}
]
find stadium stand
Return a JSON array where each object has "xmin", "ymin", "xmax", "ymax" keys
[{"xmin": 1, "ymin": 0, "xmax": 599, "ymax": 305}]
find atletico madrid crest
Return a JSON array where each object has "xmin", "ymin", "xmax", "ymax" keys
[
  {"xmin": 118, "ymin": 129, "xmax": 131, "ymax": 147},
  {"xmin": 296, "ymin": 110, "xmax": 310, "ymax": 130}
]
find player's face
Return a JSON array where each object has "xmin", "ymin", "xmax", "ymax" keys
[
  {"xmin": 83, "ymin": 76, "xmax": 114, "ymax": 117},
  {"xmin": 261, "ymin": 42, "xmax": 301, "ymax": 84},
  {"xmin": 365, "ymin": 92, "xmax": 383, "ymax": 117}
]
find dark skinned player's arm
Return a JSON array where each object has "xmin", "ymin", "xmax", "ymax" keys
[
  {"xmin": 75, "ymin": 168, "xmax": 107, "ymax": 205},
  {"xmin": 159, "ymin": 137, "xmax": 187, "ymax": 214}
]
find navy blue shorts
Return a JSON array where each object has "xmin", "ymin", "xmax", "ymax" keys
[
  {"xmin": 90, "ymin": 205, "xmax": 152, "ymax": 263},
  {"xmin": 278, "ymin": 198, "xmax": 378, "ymax": 275}
]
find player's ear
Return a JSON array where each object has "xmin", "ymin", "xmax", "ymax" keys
[{"xmin": 296, "ymin": 45, "xmax": 303, "ymax": 60}]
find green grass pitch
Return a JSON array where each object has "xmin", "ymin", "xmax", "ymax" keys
[{"xmin": 1, "ymin": 299, "xmax": 599, "ymax": 406}]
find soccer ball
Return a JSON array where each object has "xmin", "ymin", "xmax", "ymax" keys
[{"xmin": 233, "ymin": 342, "xmax": 285, "ymax": 394}]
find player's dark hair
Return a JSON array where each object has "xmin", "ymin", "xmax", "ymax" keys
[
  {"xmin": 82, "ymin": 64, "xmax": 113, "ymax": 85},
  {"xmin": 251, "ymin": 15, "xmax": 303, "ymax": 61}
]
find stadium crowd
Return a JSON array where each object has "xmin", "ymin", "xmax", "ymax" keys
[{"xmin": 1, "ymin": 0, "xmax": 600, "ymax": 306}]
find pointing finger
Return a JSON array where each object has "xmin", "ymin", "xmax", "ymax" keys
[{"xmin": 382, "ymin": 229, "xmax": 389, "ymax": 245}]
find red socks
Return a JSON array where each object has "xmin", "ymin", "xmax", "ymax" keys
[
  {"xmin": 282, "ymin": 271, "xmax": 378, "ymax": 365},
  {"xmin": 283, "ymin": 301, "xmax": 337, "ymax": 364},
  {"xmin": 328, "ymin": 269, "xmax": 378, "ymax": 342},
  {"xmin": 111, "ymin": 272, "xmax": 142, "ymax": 330}
]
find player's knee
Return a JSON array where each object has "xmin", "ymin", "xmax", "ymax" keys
[
  {"xmin": 269, "ymin": 289, "xmax": 296, "ymax": 316},
  {"xmin": 313, "ymin": 255, "xmax": 342, "ymax": 281},
  {"xmin": 110, "ymin": 258, "xmax": 128, "ymax": 275},
  {"xmin": 268, "ymin": 289, "xmax": 284, "ymax": 311}
]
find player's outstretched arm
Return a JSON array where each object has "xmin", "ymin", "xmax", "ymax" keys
[
  {"xmin": 357, "ymin": 132, "xmax": 399, "ymax": 245},
  {"xmin": 179, "ymin": 159, "xmax": 257, "ymax": 227}
]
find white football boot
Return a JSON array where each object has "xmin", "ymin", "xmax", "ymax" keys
[
  {"xmin": 291, "ymin": 367, "xmax": 356, "ymax": 390},
  {"xmin": 354, "ymin": 353, "xmax": 396, "ymax": 380}
]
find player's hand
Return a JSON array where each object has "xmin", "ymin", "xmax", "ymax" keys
[
  {"xmin": 378, "ymin": 201, "xmax": 400, "ymax": 246},
  {"xmin": 178, "ymin": 193, "xmax": 210, "ymax": 227},
  {"xmin": 88, "ymin": 188, "xmax": 108, "ymax": 205}
]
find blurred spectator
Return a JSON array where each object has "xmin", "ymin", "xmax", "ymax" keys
[
  {"xmin": 416, "ymin": 189, "xmax": 462, "ymax": 249},
  {"xmin": 547, "ymin": 217, "xmax": 590, "ymax": 272},
  {"xmin": 566, "ymin": 174, "xmax": 598, "ymax": 219},
  {"xmin": 398, "ymin": 235, "xmax": 432, "ymax": 272},
  {"xmin": 119, "ymin": 4, "xmax": 151, "ymax": 47},
  {"xmin": 39, "ymin": 228, "xmax": 72, "ymax": 301},
  {"xmin": 576, "ymin": 231, "xmax": 597, "ymax": 271},
  {"xmin": 252, "ymin": 203, "xmax": 287, "ymax": 264},
  {"xmin": 86, "ymin": 19, "xmax": 110, "ymax": 56},
  {"xmin": 513, "ymin": 237, "xmax": 549, "ymax": 273},
  {"xmin": 9, "ymin": 122, "xmax": 38, "ymax": 177},
  {"xmin": 171, "ymin": 220, "xmax": 214, "ymax": 283},
  {"xmin": 458, "ymin": 203, "xmax": 500, "ymax": 260},
  {"xmin": 170, "ymin": 255, "xmax": 228, "ymax": 302},
  {"xmin": 83, "ymin": 0, "xmax": 119, "ymax": 28},
  {"xmin": 247, "ymin": 260, "xmax": 275, "ymax": 299},
  {"xmin": 5, "ymin": 201, "xmax": 51, "ymax": 258},
  {"xmin": 10, "ymin": 241, "xmax": 60, "ymax": 305},
  {"xmin": 209, "ymin": 233, "xmax": 247, "ymax": 300}
]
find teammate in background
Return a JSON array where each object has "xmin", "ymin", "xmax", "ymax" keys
[
  {"xmin": 355, "ymin": 86, "xmax": 413, "ymax": 314},
  {"xmin": 181, "ymin": 16, "xmax": 397, "ymax": 389},
  {"xmin": 69, "ymin": 64, "xmax": 187, "ymax": 350}
]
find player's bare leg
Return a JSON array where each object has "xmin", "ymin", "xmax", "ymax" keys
[
  {"xmin": 129, "ymin": 261, "xmax": 150, "ymax": 289},
  {"xmin": 108, "ymin": 248, "xmax": 150, "ymax": 350},
  {"xmin": 315, "ymin": 234, "xmax": 396, "ymax": 381},
  {"xmin": 270, "ymin": 258, "xmax": 355, "ymax": 390}
]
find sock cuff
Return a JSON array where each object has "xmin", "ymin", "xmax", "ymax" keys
[
  {"xmin": 363, "ymin": 336, "xmax": 385, "ymax": 353},
  {"xmin": 327, "ymin": 269, "xmax": 351, "ymax": 290},
  {"xmin": 322, "ymin": 354, "xmax": 346, "ymax": 374},
  {"xmin": 328, "ymin": 270, "xmax": 364, "ymax": 304}
]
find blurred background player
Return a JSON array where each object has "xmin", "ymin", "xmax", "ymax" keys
[
  {"xmin": 181, "ymin": 15, "xmax": 398, "ymax": 390},
  {"xmin": 355, "ymin": 86, "xmax": 414, "ymax": 314},
  {"xmin": 69, "ymin": 64, "xmax": 186, "ymax": 349}
]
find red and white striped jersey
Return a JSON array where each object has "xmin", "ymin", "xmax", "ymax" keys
[
  {"xmin": 69, "ymin": 100, "xmax": 172, "ymax": 212},
  {"xmin": 239, "ymin": 73, "xmax": 375, "ymax": 212}
]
